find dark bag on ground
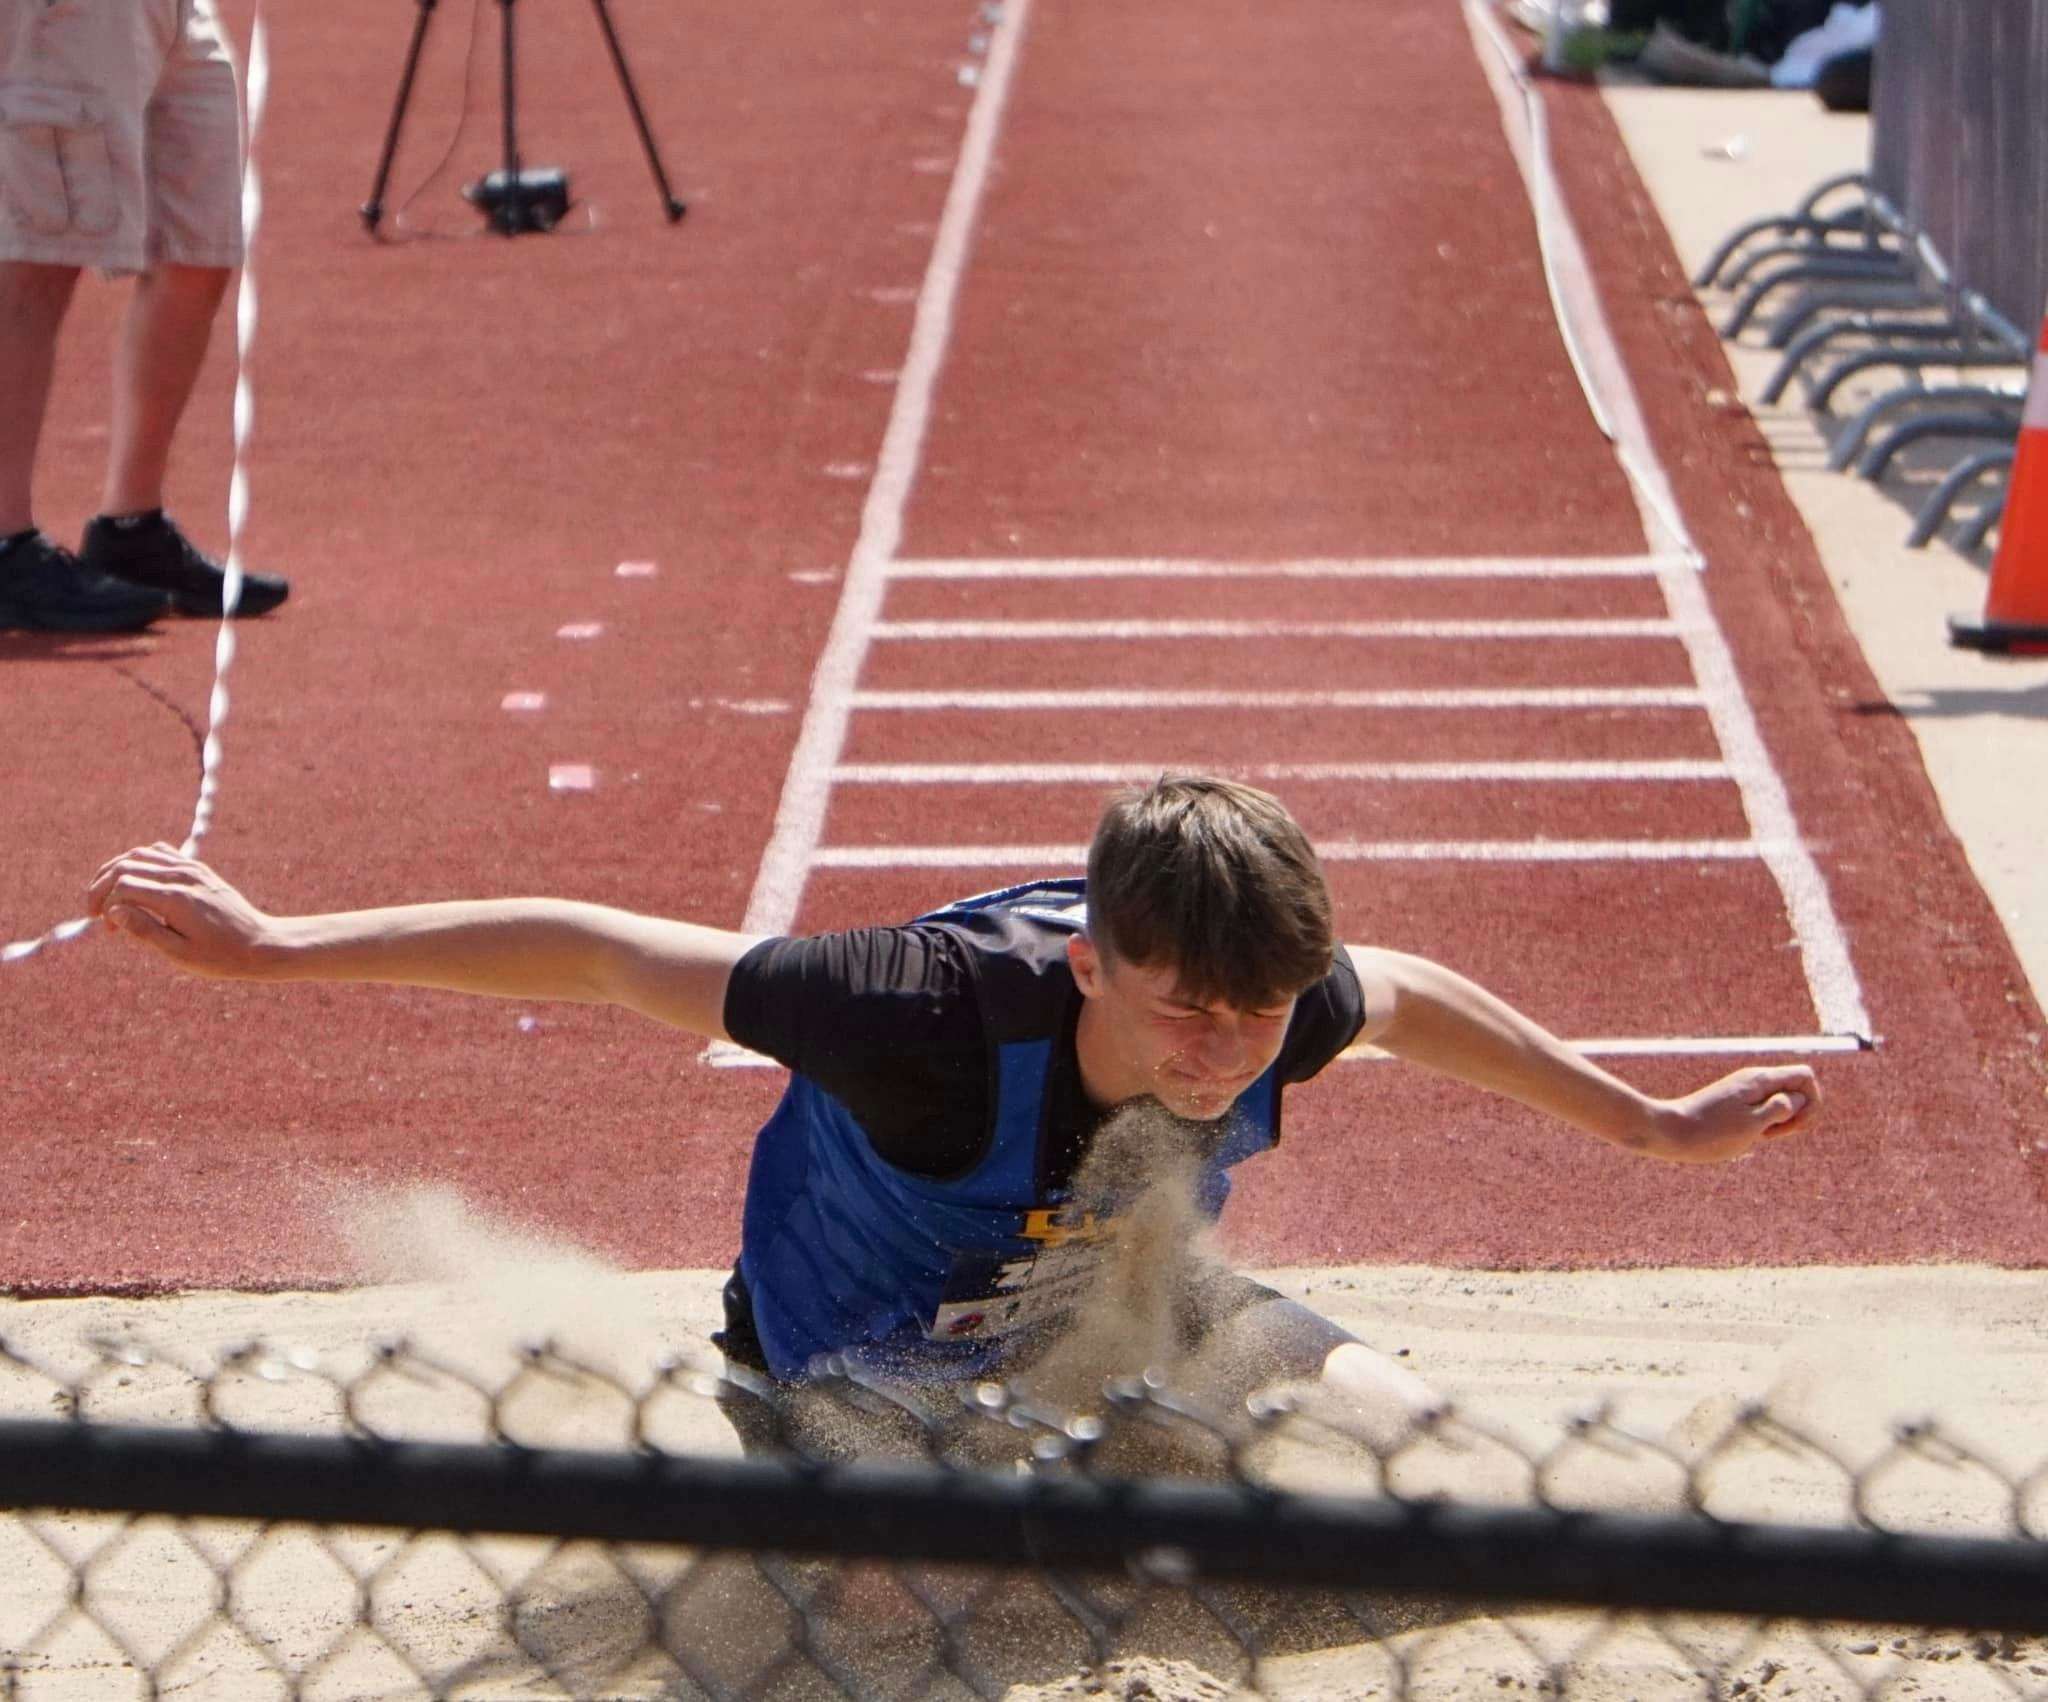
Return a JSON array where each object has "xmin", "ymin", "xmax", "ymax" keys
[
  {"xmin": 1814, "ymin": 46, "xmax": 1873, "ymax": 111},
  {"xmin": 1610, "ymin": 0, "xmax": 1833, "ymax": 56}
]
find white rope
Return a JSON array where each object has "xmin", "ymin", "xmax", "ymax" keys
[
  {"xmin": 2, "ymin": 8, "xmax": 267, "ymax": 966},
  {"xmin": 185, "ymin": 11, "xmax": 267, "ymax": 852}
]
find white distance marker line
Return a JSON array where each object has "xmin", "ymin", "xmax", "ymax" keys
[
  {"xmin": 834, "ymin": 760, "xmax": 1733, "ymax": 784},
  {"xmin": 810, "ymin": 839, "xmax": 1775, "ymax": 869},
  {"xmin": 709, "ymin": 1031, "xmax": 1869, "ymax": 1069},
  {"xmin": 887, "ymin": 555, "xmax": 1689, "ymax": 581},
  {"xmin": 1343, "ymin": 1033, "xmax": 1870, "ymax": 1062},
  {"xmin": 871, "ymin": 618, "xmax": 1686, "ymax": 641},
  {"xmin": 735, "ymin": 0, "xmax": 1032, "ymax": 940},
  {"xmin": 849, "ymin": 687, "xmax": 1706, "ymax": 711},
  {"xmin": 1462, "ymin": 0, "xmax": 1871, "ymax": 1043}
]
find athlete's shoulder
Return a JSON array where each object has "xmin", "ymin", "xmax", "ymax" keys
[
  {"xmin": 1278, "ymin": 949, "xmax": 1368, "ymax": 1083},
  {"xmin": 919, "ymin": 879, "xmax": 1085, "ymax": 1045}
]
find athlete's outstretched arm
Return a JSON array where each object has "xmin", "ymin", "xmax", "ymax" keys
[
  {"xmin": 1347, "ymin": 945, "xmax": 1818, "ymax": 1164},
  {"xmin": 87, "ymin": 844, "xmax": 760, "ymax": 1041}
]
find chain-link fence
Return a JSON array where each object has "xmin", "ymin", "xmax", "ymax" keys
[{"xmin": 4, "ymin": 1329, "xmax": 2048, "ymax": 1700}]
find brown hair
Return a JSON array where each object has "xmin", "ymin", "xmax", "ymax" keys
[{"xmin": 1085, "ymin": 776, "xmax": 1336, "ymax": 1009}]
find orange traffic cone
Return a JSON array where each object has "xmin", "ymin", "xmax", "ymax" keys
[{"xmin": 1951, "ymin": 302, "xmax": 2048, "ymax": 654}]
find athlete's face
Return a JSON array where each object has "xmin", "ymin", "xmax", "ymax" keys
[{"xmin": 1068, "ymin": 935, "xmax": 1296, "ymax": 1121}]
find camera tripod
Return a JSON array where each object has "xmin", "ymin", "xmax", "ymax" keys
[{"xmin": 362, "ymin": 0, "xmax": 687, "ymax": 237}]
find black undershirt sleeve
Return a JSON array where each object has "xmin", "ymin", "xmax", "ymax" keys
[
  {"xmin": 1275, "ymin": 949, "xmax": 1369, "ymax": 1083},
  {"xmin": 721, "ymin": 927, "xmax": 993, "ymax": 1177},
  {"xmin": 722, "ymin": 932, "xmax": 1365, "ymax": 1177}
]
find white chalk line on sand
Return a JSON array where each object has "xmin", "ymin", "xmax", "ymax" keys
[
  {"xmin": 736, "ymin": 0, "xmax": 1032, "ymax": 939},
  {"xmin": 834, "ymin": 760, "xmax": 1733, "ymax": 783},
  {"xmin": 1465, "ymin": 0, "xmax": 1870, "ymax": 1043},
  {"xmin": 809, "ymin": 838, "xmax": 1778, "ymax": 870},
  {"xmin": 2, "ymin": 16, "xmax": 269, "ymax": 968},
  {"xmin": 885, "ymin": 555, "xmax": 1691, "ymax": 580},
  {"xmin": 872, "ymin": 617, "xmax": 1688, "ymax": 641}
]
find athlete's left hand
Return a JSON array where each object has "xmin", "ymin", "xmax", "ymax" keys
[{"xmin": 1641, "ymin": 1065, "xmax": 1820, "ymax": 1163}]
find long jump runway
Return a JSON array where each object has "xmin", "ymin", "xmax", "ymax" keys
[{"xmin": 0, "ymin": 0, "xmax": 2042, "ymax": 1294}]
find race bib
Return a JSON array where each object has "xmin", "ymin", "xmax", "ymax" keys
[{"xmin": 925, "ymin": 1207, "xmax": 1114, "ymax": 1342}]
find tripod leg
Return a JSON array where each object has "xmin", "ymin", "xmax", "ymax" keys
[
  {"xmin": 589, "ymin": 0, "xmax": 688, "ymax": 223},
  {"xmin": 495, "ymin": 0, "xmax": 525, "ymax": 233},
  {"xmin": 363, "ymin": 0, "xmax": 443, "ymax": 234}
]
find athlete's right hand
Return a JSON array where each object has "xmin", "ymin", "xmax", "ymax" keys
[{"xmin": 87, "ymin": 844, "xmax": 279, "ymax": 980}]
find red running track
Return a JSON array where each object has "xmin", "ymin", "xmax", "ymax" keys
[{"xmin": 0, "ymin": 0, "xmax": 2042, "ymax": 1294}]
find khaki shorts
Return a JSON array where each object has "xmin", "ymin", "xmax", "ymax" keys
[{"xmin": 0, "ymin": 0, "xmax": 242, "ymax": 276}]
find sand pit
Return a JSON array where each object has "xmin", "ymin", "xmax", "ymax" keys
[{"xmin": 3, "ymin": 1186, "xmax": 2047, "ymax": 1697}]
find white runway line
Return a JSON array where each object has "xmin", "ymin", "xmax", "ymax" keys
[
  {"xmin": 721, "ymin": 0, "xmax": 1871, "ymax": 1059},
  {"xmin": 708, "ymin": 1031, "xmax": 1868, "ymax": 1069},
  {"xmin": 849, "ymin": 687, "xmax": 1706, "ymax": 711},
  {"xmin": 1659, "ymin": 564, "xmax": 1873, "ymax": 1042},
  {"xmin": 833, "ymin": 760, "xmax": 1733, "ymax": 783},
  {"xmin": 887, "ymin": 555, "xmax": 1690, "ymax": 581},
  {"xmin": 1343, "ymin": 1033, "xmax": 1870, "ymax": 1062},
  {"xmin": 735, "ymin": 0, "xmax": 1033, "ymax": 938},
  {"xmin": 871, "ymin": 618, "xmax": 1686, "ymax": 641},
  {"xmin": 810, "ymin": 839, "xmax": 1775, "ymax": 869},
  {"xmin": 1466, "ymin": 0, "xmax": 1871, "ymax": 1043}
]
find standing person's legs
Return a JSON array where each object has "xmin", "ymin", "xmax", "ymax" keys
[
  {"xmin": 101, "ymin": 0, "xmax": 238, "ymax": 519},
  {"xmin": 0, "ymin": 262, "xmax": 81, "ymax": 536},
  {"xmin": 0, "ymin": 0, "xmax": 148, "ymax": 534},
  {"xmin": 100, "ymin": 260, "xmax": 229, "ymax": 518},
  {"xmin": 79, "ymin": 0, "xmax": 286, "ymax": 617},
  {"xmin": 0, "ymin": 2, "xmax": 169, "ymax": 628}
]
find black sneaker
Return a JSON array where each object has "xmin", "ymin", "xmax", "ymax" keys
[
  {"xmin": 80, "ymin": 511, "xmax": 290, "ymax": 619},
  {"xmin": 0, "ymin": 531, "xmax": 170, "ymax": 633}
]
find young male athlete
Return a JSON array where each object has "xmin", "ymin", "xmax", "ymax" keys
[{"xmin": 88, "ymin": 777, "xmax": 1818, "ymax": 1444}]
